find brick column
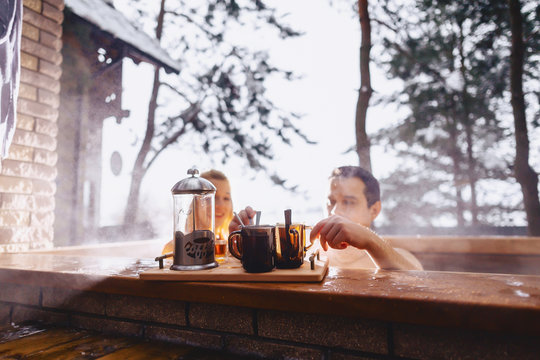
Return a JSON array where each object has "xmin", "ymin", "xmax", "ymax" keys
[{"xmin": 0, "ymin": 0, "xmax": 63, "ymax": 252}]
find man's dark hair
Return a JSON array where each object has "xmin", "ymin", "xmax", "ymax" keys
[{"xmin": 330, "ymin": 166, "xmax": 380, "ymax": 207}]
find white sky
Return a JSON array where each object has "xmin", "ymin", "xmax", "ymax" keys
[
  {"xmin": 101, "ymin": 0, "xmax": 535, "ymax": 237},
  {"xmin": 100, "ymin": 0, "xmax": 405, "ymax": 238}
]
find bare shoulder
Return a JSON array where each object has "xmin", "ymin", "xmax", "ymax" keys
[
  {"xmin": 162, "ymin": 240, "xmax": 173, "ymax": 255},
  {"xmin": 394, "ymin": 247, "xmax": 423, "ymax": 270},
  {"xmin": 324, "ymin": 247, "xmax": 378, "ymax": 269}
]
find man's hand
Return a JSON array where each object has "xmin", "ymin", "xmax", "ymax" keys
[
  {"xmin": 310, "ymin": 214, "xmax": 423, "ymax": 270},
  {"xmin": 228, "ymin": 206, "xmax": 256, "ymax": 233},
  {"xmin": 310, "ymin": 215, "xmax": 373, "ymax": 251}
]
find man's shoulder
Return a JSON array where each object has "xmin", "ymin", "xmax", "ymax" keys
[
  {"xmin": 324, "ymin": 247, "xmax": 376, "ymax": 269},
  {"xmin": 394, "ymin": 247, "xmax": 423, "ymax": 270}
]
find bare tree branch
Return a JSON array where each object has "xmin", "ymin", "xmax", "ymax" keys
[
  {"xmin": 144, "ymin": 103, "xmax": 201, "ymax": 171},
  {"xmin": 160, "ymin": 82, "xmax": 190, "ymax": 101},
  {"xmin": 166, "ymin": 10, "xmax": 222, "ymax": 41}
]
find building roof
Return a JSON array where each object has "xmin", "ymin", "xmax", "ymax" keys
[{"xmin": 65, "ymin": 0, "xmax": 180, "ymax": 73}]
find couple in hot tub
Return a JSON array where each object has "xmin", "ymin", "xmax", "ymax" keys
[
  {"xmin": 164, "ymin": 166, "xmax": 422, "ymax": 270},
  {"xmin": 233, "ymin": 166, "xmax": 422, "ymax": 271}
]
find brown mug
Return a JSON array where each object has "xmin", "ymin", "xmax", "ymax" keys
[
  {"xmin": 228, "ymin": 225, "xmax": 276, "ymax": 273},
  {"xmin": 276, "ymin": 223, "xmax": 314, "ymax": 269}
]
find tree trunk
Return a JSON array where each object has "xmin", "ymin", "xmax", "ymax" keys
[
  {"xmin": 508, "ymin": 0, "xmax": 540, "ymax": 235},
  {"xmin": 464, "ymin": 122, "xmax": 478, "ymax": 224},
  {"xmin": 123, "ymin": 66, "xmax": 160, "ymax": 224},
  {"xmin": 123, "ymin": 0, "xmax": 166, "ymax": 224},
  {"xmin": 355, "ymin": 0, "xmax": 372, "ymax": 172},
  {"xmin": 457, "ymin": 21, "xmax": 479, "ymax": 225},
  {"xmin": 449, "ymin": 123, "xmax": 465, "ymax": 227},
  {"xmin": 446, "ymin": 109, "xmax": 466, "ymax": 226}
]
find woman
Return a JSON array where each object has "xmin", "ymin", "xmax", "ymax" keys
[
  {"xmin": 200, "ymin": 169, "xmax": 233, "ymax": 241},
  {"xmin": 162, "ymin": 169, "xmax": 233, "ymax": 257}
]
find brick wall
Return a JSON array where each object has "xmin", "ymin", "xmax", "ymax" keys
[
  {"xmin": 1, "ymin": 283, "xmax": 539, "ymax": 359},
  {"xmin": 0, "ymin": 0, "xmax": 63, "ymax": 252}
]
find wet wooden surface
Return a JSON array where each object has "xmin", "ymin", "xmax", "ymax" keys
[
  {"xmin": 0, "ymin": 324, "xmax": 251, "ymax": 359},
  {"xmin": 1, "ymin": 252, "xmax": 540, "ymax": 335}
]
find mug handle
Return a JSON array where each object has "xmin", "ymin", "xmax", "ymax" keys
[
  {"xmin": 228, "ymin": 230, "xmax": 242, "ymax": 260},
  {"xmin": 288, "ymin": 228, "xmax": 300, "ymax": 259},
  {"xmin": 304, "ymin": 225, "xmax": 315, "ymax": 251}
]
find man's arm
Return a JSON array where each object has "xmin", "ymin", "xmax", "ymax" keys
[{"xmin": 310, "ymin": 215, "xmax": 423, "ymax": 270}]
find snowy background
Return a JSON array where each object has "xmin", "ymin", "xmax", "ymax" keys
[{"xmin": 99, "ymin": 0, "xmax": 532, "ymax": 238}]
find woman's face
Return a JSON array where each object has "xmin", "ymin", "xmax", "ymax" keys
[{"xmin": 211, "ymin": 179, "xmax": 233, "ymax": 230}]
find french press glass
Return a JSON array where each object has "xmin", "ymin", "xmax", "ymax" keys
[{"xmin": 170, "ymin": 168, "xmax": 218, "ymax": 270}]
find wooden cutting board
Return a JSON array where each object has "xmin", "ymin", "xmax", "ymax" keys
[{"xmin": 139, "ymin": 257, "xmax": 329, "ymax": 282}]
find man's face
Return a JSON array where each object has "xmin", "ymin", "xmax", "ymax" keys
[{"xmin": 326, "ymin": 177, "xmax": 380, "ymax": 227}]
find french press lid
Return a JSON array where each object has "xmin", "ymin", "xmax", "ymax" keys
[{"xmin": 171, "ymin": 168, "xmax": 217, "ymax": 194}]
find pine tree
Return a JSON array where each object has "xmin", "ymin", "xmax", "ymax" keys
[
  {"xmin": 507, "ymin": 0, "xmax": 540, "ymax": 235},
  {"xmin": 373, "ymin": 0, "xmax": 524, "ymax": 228}
]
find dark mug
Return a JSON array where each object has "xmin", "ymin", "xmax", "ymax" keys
[
  {"xmin": 276, "ymin": 223, "xmax": 313, "ymax": 269},
  {"xmin": 228, "ymin": 225, "xmax": 276, "ymax": 273}
]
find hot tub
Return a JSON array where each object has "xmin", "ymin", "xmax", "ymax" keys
[
  {"xmin": 387, "ymin": 235, "xmax": 540, "ymax": 275},
  {"xmin": 1, "ymin": 237, "xmax": 540, "ymax": 359}
]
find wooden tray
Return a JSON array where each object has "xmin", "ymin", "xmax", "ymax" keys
[{"xmin": 139, "ymin": 257, "xmax": 329, "ymax": 282}]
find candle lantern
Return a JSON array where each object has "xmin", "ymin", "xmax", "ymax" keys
[{"xmin": 170, "ymin": 168, "xmax": 218, "ymax": 270}]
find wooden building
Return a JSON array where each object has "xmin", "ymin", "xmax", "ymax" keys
[{"xmin": 0, "ymin": 0, "xmax": 179, "ymax": 252}]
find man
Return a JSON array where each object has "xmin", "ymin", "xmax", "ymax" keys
[
  {"xmin": 231, "ymin": 166, "xmax": 422, "ymax": 270},
  {"xmin": 310, "ymin": 166, "xmax": 422, "ymax": 270}
]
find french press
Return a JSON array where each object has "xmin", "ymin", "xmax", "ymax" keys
[{"xmin": 170, "ymin": 168, "xmax": 218, "ymax": 270}]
